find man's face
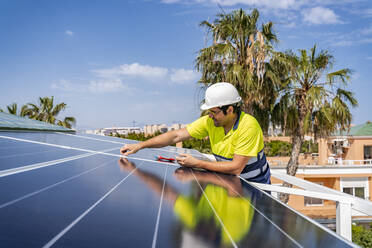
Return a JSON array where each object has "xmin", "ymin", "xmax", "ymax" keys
[{"xmin": 208, "ymin": 107, "xmax": 226, "ymax": 127}]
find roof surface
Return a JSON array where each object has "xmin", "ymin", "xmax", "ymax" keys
[
  {"xmin": 0, "ymin": 111, "xmax": 73, "ymax": 132},
  {"xmin": 332, "ymin": 122, "xmax": 372, "ymax": 136},
  {"xmin": 347, "ymin": 122, "xmax": 372, "ymax": 136}
]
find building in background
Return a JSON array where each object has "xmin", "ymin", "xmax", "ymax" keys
[
  {"xmin": 86, "ymin": 123, "xmax": 186, "ymax": 137},
  {"xmin": 269, "ymin": 122, "xmax": 372, "ymax": 223},
  {"xmin": 86, "ymin": 127, "xmax": 141, "ymax": 136},
  {"xmin": 318, "ymin": 122, "xmax": 372, "ymax": 166},
  {"xmin": 144, "ymin": 123, "xmax": 186, "ymax": 136}
]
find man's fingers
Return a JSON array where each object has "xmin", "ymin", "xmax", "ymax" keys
[
  {"xmin": 123, "ymin": 150, "xmax": 134, "ymax": 156},
  {"xmin": 120, "ymin": 146, "xmax": 129, "ymax": 154},
  {"xmin": 120, "ymin": 144, "xmax": 139, "ymax": 156},
  {"xmin": 175, "ymin": 156, "xmax": 185, "ymax": 164}
]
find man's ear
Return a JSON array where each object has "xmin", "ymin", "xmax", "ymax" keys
[{"xmin": 228, "ymin": 106, "xmax": 234, "ymax": 114}]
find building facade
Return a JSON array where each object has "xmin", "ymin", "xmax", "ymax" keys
[{"xmin": 269, "ymin": 122, "xmax": 372, "ymax": 221}]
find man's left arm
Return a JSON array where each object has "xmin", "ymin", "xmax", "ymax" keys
[{"xmin": 176, "ymin": 153, "xmax": 250, "ymax": 176}]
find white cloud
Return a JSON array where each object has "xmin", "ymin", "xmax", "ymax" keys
[
  {"xmin": 65, "ymin": 30, "xmax": 74, "ymax": 36},
  {"xmin": 283, "ymin": 22, "xmax": 296, "ymax": 28},
  {"xmin": 302, "ymin": 7, "xmax": 343, "ymax": 25},
  {"xmin": 93, "ymin": 62, "xmax": 199, "ymax": 84},
  {"xmin": 361, "ymin": 24, "xmax": 372, "ymax": 35},
  {"xmin": 330, "ymin": 24, "xmax": 372, "ymax": 47},
  {"xmin": 52, "ymin": 63, "xmax": 199, "ymax": 95},
  {"xmin": 170, "ymin": 69, "xmax": 200, "ymax": 84},
  {"xmin": 87, "ymin": 79, "xmax": 127, "ymax": 93},
  {"xmin": 93, "ymin": 63, "xmax": 168, "ymax": 79},
  {"xmin": 211, "ymin": 0, "xmax": 299, "ymax": 9},
  {"xmin": 162, "ymin": 0, "xmax": 180, "ymax": 3},
  {"xmin": 333, "ymin": 40, "xmax": 354, "ymax": 47},
  {"xmin": 51, "ymin": 79, "xmax": 130, "ymax": 93},
  {"xmin": 363, "ymin": 8, "xmax": 372, "ymax": 17}
]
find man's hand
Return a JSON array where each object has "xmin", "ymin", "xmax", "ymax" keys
[
  {"xmin": 120, "ymin": 143, "xmax": 142, "ymax": 156},
  {"xmin": 176, "ymin": 153, "xmax": 200, "ymax": 168}
]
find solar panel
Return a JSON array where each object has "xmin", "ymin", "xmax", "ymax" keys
[
  {"xmin": 0, "ymin": 112, "xmax": 73, "ymax": 132},
  {"xmin": 0, "ymin": 131, "xmax": 356, "ymax": 247}
]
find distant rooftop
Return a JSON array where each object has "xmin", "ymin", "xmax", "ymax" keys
[
  {"xmin": 0, "ymin": 112, "xmax": 74, "ymax": 132},
  {"xmin": 333, "ymin": 122, "xmax": 372, "ymax": 137}
]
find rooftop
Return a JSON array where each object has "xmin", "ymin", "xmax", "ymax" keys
[{"xmin": 333, "ymin": 122, "xmax": 372, "ymax": 137}]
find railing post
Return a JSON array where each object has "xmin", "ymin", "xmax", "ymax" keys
[{"xmin": 336, "ymin": 201, "xmax": 352, "ymax": 241}]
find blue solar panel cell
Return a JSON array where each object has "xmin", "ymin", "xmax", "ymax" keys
[
  {"xmin": 0, "ymin": 154, "xmax": 116, "ymax": 207},
  {"xmin": 0, "ymin": 132, "xmax": 123, "ymax": 151},
  {"xmin": 50, "ymin": 162, "xmax": 167, "ymax": 248},
  {"xmin": 0, "ymin": 142, "xmax": 85, "ymax": 171},
  {"xmin": 78, "ymin": 133, "xmax": 205, "ymax": 157},
  {"xmin": 0, "ymin": 157, "xmax": 126, "ymax": 247}
]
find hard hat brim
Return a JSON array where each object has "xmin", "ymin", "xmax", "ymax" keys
[
  {"xmin": 200, "ymin": 103, "xmax": 212, "ymax": 111},
  {"xmin": 200, "ymin": 97, "xmax": 241, "ymax": 111}
]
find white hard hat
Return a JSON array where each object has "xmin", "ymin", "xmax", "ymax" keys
[{"xmin": 200, "ymin": 82, "xmax": 242, "ymax": 110}]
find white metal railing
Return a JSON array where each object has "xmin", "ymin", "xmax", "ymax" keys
[
  {"xmin": 244, "ymin": 171, "xmax": 372, "ymax": 242},
  {"xmin": 267, "ymin": 160, "xmax": 287, "ymax": 166},
  {"xmin": 328, "ymin": 159, "xmax": 372, "ymax": 166},
  {"xmin": 269, "ymin": 159, "xmax": 372, "ymax": 166}
]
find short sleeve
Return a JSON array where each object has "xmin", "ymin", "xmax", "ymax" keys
[
  {"xmin": 234, "ymin": 123, "xmax": 264, "ymax": 157},
  {"xmin": 186, "ymin": 115, "xmax": 209, "ymax": 139}
]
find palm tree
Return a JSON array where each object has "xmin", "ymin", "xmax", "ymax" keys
[
  {"xmin": 27, "ymin": 96, "xmax": 76, "ymax": 129},
  {"xmin": 57, "ymin": 117, "xmax": 76, "ymax": 129},
  {"xmin": 7, "ymin": 103, "xmax": 18, "ymax": 115},
  {"xmin": 196, "ymin": 8, "xmax": 279, "ymax": 131},
  {"xmin": 272, "ymin": 45, "xmax": 358, "ymax": 202},
  {"xmin": 5, "ymin": 103, "xmax": 30, "ymax": 116}
]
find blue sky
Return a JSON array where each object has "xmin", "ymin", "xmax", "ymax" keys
[{"xmin": 0, "ymin": 0, "xmax": 371, "ymax": 130}]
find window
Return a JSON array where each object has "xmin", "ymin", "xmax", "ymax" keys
[
  {"xmin": 304, "ymin": 196, "xmax": 323, "ymax": 206},
  {"xmin": 304, "ymin": 182, "xmax": 323, "ymax": 206},
  {"xmin": 340, "ymin": 177, "xmax": 368, "ymax": 200},
  {"xmin": 343, "ymin": 187, "xmax": 365, "ymax": 199}
]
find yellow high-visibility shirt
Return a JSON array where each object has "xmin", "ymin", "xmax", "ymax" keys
[
  {"xmin": 174, "ymin": 184, "xmax": 254, "ymax": 244},
  {"xmin": 186, "ymin": 111, "xmax": 264, "ymax": 159}
]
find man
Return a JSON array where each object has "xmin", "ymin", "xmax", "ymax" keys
[{"xmin": 120, "ymin": 82, "xmax": 271, "ymax": 184}]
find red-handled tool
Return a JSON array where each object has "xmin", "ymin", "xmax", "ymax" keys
[{"xmin": 156, "ymin": 155, "xmax": 175, "ymax": 163}]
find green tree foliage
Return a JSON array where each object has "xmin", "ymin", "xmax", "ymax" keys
[
  {"xmin": 112, "ymin": 132, "xmax": 211, "ymax": 154},
  {"xmin": 264, "ymin": 141, "xmax": 292, "ymax": 157},
  {"xmin": 182, "ymin": 138, "xmax": 211, "ymax": 154},
  {"xmin": 271, "ymin": 45, "xmax": 357, "ymax": 202},
  {"xmin": 301, "ymin": 140, "xmax": 318, "ymax": 153},
  {"xmin": 1, "ymin": 97, "xmax": 76, "ymax": 129},
  {"xmin": 26, "ymin": 96, "xmax": 76, "ymax": 129},
  {"xmin": 196, "ymin": 8, "xmax": 280, "ymax": 132},
  {"xmin": 114, "ymin": 131, "xmax": 163, "ymax": 141},
  {"xmin": 352, "ymin": 223, "xmax": 372, "ymax": 248},
  {"xmin": 264, "ymin": 140, "xmax": 318, "ymax": 157},
  {"xmin": 3, "ymin": 103, "xmax": 30, "ymax": 117}
]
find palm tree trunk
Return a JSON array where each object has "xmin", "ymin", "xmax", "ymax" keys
[
  {"xmin": 287, "ymin": 134, "xmax": 303, "ymax": 176},
  {"xmin": 279, "ymin": 125, "xmax": 304, "ymax": 203}
]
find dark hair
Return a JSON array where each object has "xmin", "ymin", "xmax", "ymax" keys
[{"xmin": 219, "ymin": 103, "xmax": 241, "ymax": 115}]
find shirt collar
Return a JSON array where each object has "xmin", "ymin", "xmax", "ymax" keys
[{"xmin": 233, "ymin": 111, "xmax": 241, "ymax": 131}]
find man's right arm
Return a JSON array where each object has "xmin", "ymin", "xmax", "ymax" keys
[{"xmin": 120, "ymin": 128, "xmax": 192, "ymax": 156}]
